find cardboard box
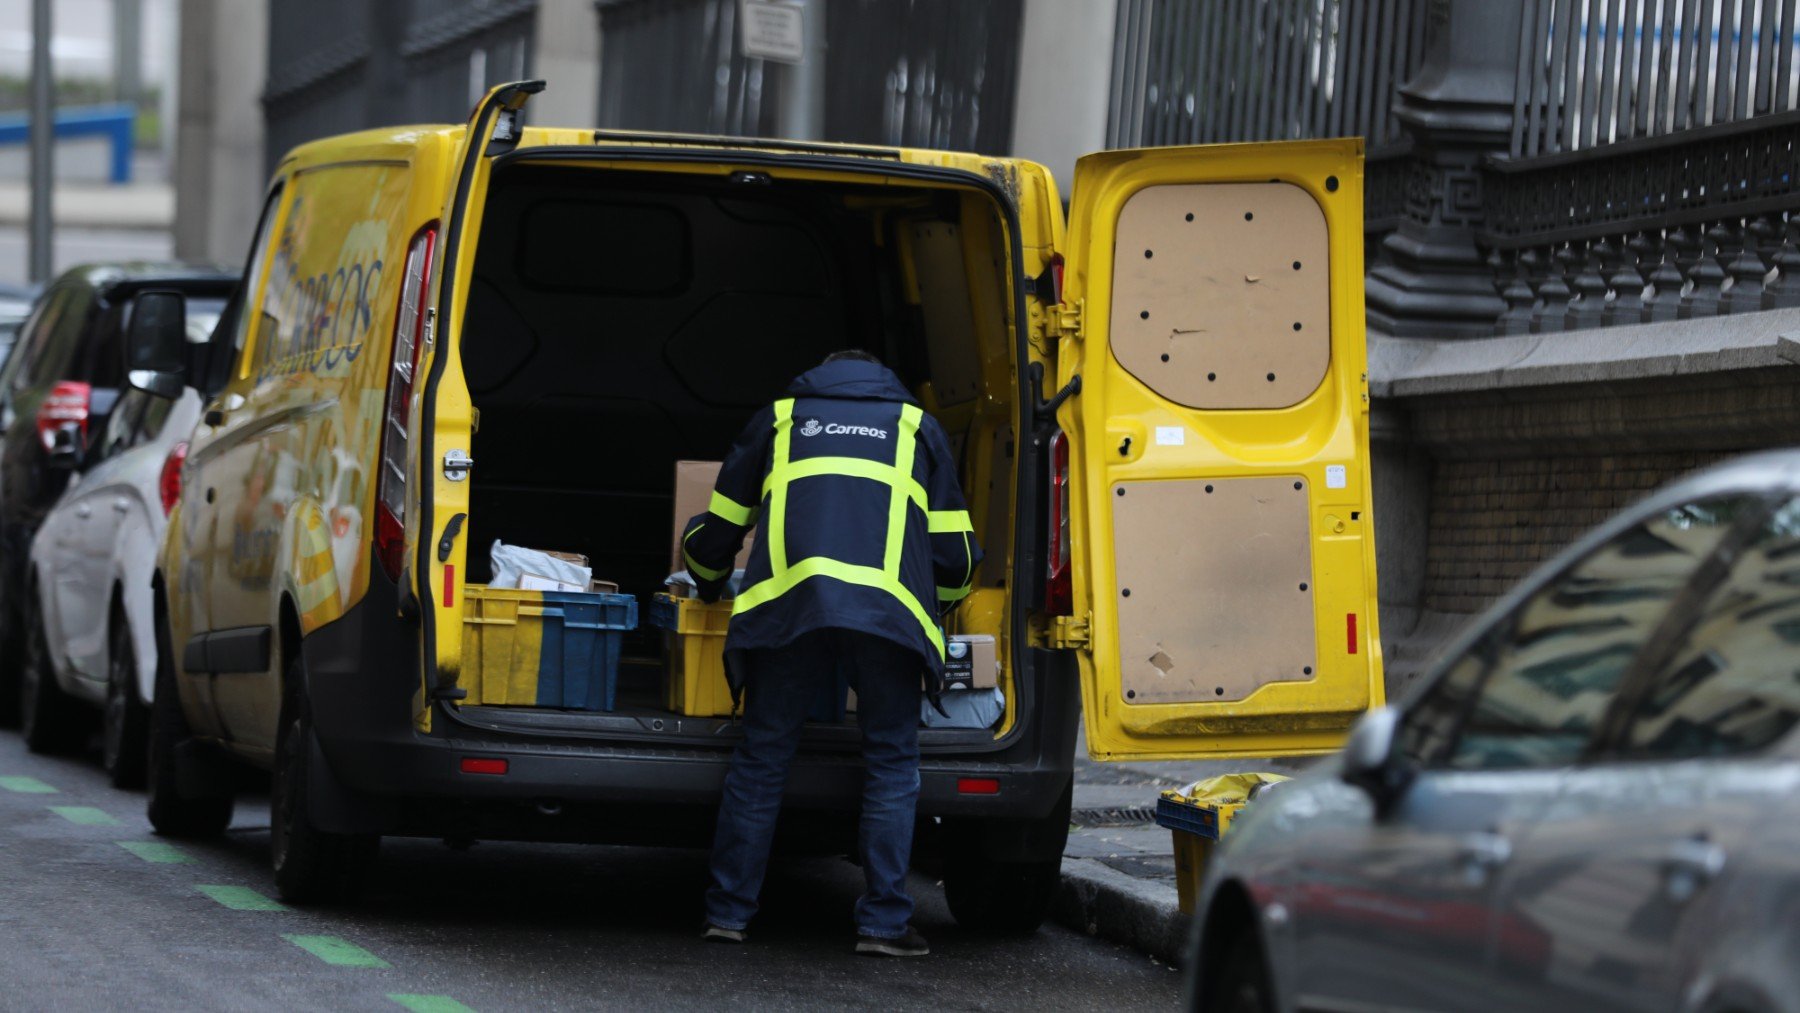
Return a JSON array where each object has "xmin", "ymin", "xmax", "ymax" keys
[
  {"xmin": 672, "ymin": 460, "xmax": 756, "ymax": 574},
  {"xmin": 942, "ymin": 634, "xmax": 998, "ymax": 691}
]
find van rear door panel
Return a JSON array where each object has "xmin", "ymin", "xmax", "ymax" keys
[{"xmin": 1059, "ymin": 139, "xmax": 1382, "ymax": 762}]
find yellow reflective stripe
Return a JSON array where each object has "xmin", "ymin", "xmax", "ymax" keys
[
  {"xmin": 763, "ymin": 456, "xmax": 928, "ymax": 511},
  {"xmin": 733, "ymin": 556, "xmax": 945, "ymax": 658},
  {"xmin": 927, "ymin": 509, "xmax": 972, "ymax": 533},
  {"xmin": 884, "ymin": 405, "xmax": 923, "ymax": 573},
  {"xmin": 769, "ymin": 399, "xmax": 793, "ymax": 574},
  {"xmin": 937, "ymin": 584, "xmax": 972, "ymax": 603},
  {"xmin": 709, "ymin": 490, "xmax": 756, "ymax": 526},
  {"xmin": 682, "ymin": 526, "xmax": 728, "ymax": 582}
]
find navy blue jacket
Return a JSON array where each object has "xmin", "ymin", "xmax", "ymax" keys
[{"xmin": 681, "ymin": 360, "xmax": 981, "ymax": 693}]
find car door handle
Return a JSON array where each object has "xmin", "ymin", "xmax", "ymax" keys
[
  {"xmin": 1457, "ymin": 831, "xmax": 1512, "ymax": 884},
  {"xmin": 112, "ymin": 499, "xmax": 130, "ymax": 514},
  {"xmin": 1661, "ymin": 835, "xmax": 1726, "ymax": 903},
  {"xmin": 75, "ymin": 503, "xmax": 92, "ymax": 519}
]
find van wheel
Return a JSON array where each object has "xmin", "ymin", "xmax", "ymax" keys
[
  {"xmin": 21, "ymin": 589, "xmax": 84, "ymax": 754},
  {"xmin": 271, "ymin": 656, "xmax": 377, "ymax": 905},
  {"xmin": 944, "ymin": 853, "xmax": 1062, "ymax": 933},
  {"xmin": 102, "ymin": 608, "xmax": 150, "ymax": 790},
  {"xmin": 146, "ymin": 605, "xmax": 233, "ymax": 838}
]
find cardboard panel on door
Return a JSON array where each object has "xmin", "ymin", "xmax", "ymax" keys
[
  {"xmin": 1109, "ymin": 182, "xmax": 1330, "ymax": 410},
  {"xmin": 1111, "ymin": 475, "xmax": 1318, "ymax": 704}
]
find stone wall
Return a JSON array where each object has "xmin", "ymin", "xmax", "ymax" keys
[{"xmin": 1369, "ymin": 308, "xmax": 1800, "ymax": 696}]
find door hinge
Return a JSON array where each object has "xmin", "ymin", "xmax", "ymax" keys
[
  {"xmin": 1050, "ymin": 612, "xmax": 1092, "ymax": 650},
  {"xmin": 1047, "ymin": 298, "xmax": 1084, "ymax": 340}
]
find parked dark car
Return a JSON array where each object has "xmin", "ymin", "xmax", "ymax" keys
[{"xmin": 0, "ymin": 263, "xmax": 234, "ymax": 725}]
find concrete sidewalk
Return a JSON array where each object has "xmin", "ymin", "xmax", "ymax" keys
[{"xmin": 1052, "ymin": 734, "xmax": 1312, "ymax": 963}]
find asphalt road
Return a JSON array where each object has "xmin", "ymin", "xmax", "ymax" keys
[{"xmin": 0, "ymin": 732, "xmax": 1181, "ymax": 1012}]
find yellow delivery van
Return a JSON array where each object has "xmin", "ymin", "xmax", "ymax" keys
[{"xmin": 129, "ymin": 81, "xmax": 1382, "ymax": 921}]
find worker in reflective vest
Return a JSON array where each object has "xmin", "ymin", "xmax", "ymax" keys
[{"xmin": 683, "ymin": 349, "xmax": 980, "ymax": 957}]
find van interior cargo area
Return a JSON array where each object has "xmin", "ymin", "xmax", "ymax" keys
[{"xmin": 455, "ymin": 161, "xmax": 1018, "ymax": 729}]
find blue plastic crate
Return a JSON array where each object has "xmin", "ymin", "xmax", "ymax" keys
[
  {"xmin": 1154, "ymin": 794, "xmax": 1223, "ymax": 841},
  {"xmin": 462, "ymin": 586, "xmax": 638, "ymax": 712}
]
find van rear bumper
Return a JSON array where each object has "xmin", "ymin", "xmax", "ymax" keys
[{"xmin": 299, "ymin": 581, "xmax": 1078, "ymax": 844}]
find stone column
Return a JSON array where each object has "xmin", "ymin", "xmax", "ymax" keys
[{"xmin": 1364, "ymin": 0, "xmax": 1522, "ymax": 338}]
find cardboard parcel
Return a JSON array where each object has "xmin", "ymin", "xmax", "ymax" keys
[{"xmin": 672, "ymin": 460, "xmax": 757, "ymax": 574}]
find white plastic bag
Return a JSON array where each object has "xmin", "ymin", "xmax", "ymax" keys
[{"xmin": 489, "ymin": 540, "xmax": 592, "ymax": 591}]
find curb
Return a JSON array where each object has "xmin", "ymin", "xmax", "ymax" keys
[{"xmin": 1053, "ymin": 857, "xmax": 1190, "ymax": 964}]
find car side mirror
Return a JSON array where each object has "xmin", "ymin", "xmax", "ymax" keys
[
  {"xmin": 124, "ymin": 290, "xmax": 188, "ymax": 399},
  {"xmin": 1339, "ymin": 707, "xmax": 1412, "ymax": 816}
]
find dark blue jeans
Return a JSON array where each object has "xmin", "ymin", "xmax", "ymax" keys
[{"xmin": 704, "ymin": 629, "xmax": 922, "ymax": 939}]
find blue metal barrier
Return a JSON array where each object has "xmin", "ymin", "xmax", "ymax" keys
[{"xmin": 0, "ymin": 104, "xmax": 135, "ymax": 184}]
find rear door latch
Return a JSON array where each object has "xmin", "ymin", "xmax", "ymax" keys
[{"xmin": 443, "ymin": 449, "xmax": 473, "ymax": 481}]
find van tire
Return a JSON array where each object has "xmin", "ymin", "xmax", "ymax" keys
[
  {"xmin": 102, "ymin": 606, "xmax": 150, "ymax": 790},
  {"xmin": 271, "ymin": 650, "xmax": 377, "ymax": 905},
  {"xmin": 21, "ymin": 587, "xmax": 84, "ymax": 754},
  {"xmin": 146, "ymin": 602, "xmax": 234, "ymax": 838},
  {"xmin": 944, "ymin": 853, "xmax": 1061, "ymax": 933}
]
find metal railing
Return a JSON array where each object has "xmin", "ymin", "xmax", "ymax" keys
[
  {"xmin": 262, "ymin": 0, "xmax": 538, "ymax": 171},
  {"xmin": 1105, "ymin": 0, "xmax": 1427, "ymax": 151},
  {"xmin": 595, "ymin": 0, "xmax": 1022, "ymax": 153},
  {"xmin": 1512, "ymin": 0, "xmax": 1800, "ymax": 157}
]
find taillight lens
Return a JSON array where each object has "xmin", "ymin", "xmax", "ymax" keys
[
  {"xmin": 1045, "ymin": 429, "xmax": 1072, "ymax": 615},
  {"xmin": 38, "ymin": 380, "xmax": 92, "ymax": 452},
  {"xmin": 160, "ymin": 441, "xmax": 188, "ymax": 516},
  {"xmin": 375, "ymin": 222, "xmax": 439, "ymax": 580}
]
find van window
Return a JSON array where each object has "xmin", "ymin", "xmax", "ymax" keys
[{"xmin": 224, "ymin": 185, "xmax": 285, "ymax": 368}]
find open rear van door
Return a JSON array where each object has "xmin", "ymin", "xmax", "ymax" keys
[
  {"xmin": 1056, "ymin": 139, "xmax": 1382, "ymax": 762},
  {"xmin": 409, "ymin": 80, "xmax": 543, "ymax": 722}
]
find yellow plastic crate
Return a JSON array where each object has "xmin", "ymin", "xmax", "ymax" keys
[
  {"xmin": 1155, "ymin": 772, "xmax": 1289, "ymax": 914},
  {"xmin": 459, "ymin": 585, "xmax": 637, "ymax": 710},
  {"xmin": 647, "ymin": 593, "xmax": 735, "ymax": 717}
]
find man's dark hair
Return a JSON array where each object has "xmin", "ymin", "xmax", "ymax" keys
[{"xmin": 823, "ymin": 348, "xmax": 882, "ymax": 366}]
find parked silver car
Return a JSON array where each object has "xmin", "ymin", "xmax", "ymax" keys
[{"xmin": 1186, "ymin": 451, "xmax": 1800, "ymax": 1013}]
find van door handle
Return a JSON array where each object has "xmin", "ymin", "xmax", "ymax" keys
[
  {"xmin": 75, "ymin": 503, "xmax": 93, "ymax": 519},
  {"xmin": 112, "ymin": 499, "xmax": 130, "ymax": 514},
  {"xmin": 1457, "ymin": 831, "xmax": 1512, "ymax": 884},
  {"xmin": 1661, "ymin": 835, "xmax": 1725, "ymax": 903}
]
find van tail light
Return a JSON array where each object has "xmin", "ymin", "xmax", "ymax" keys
[
  {"xmin": 160, "ymin": 441, "xmax": 188, "ymax": 517},
  {"xmin": 1044, "ymin": 429, "xmax": 1072, "ymax": 616},
  {"xmin": 38, "ymin": 380, "xmax": 92, "ymax": 452},
  {"xmin": 375, "ymin": 221, "xmax": 439, "ymax": 581}
]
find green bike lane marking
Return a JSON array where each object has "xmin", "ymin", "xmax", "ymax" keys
[
  {"xmin": 116, "ymin": 840, "xmax": 195, "ymax": 864},
  {"xmin": 49, "ymin": 806, "xmax": 120, "ymax": 826},
  {"xmin": 196, "ymin": 884, "xmax": 288, "ymax": 911},
  {"xmin": 283, "ymin": 934, "xmax": 391, "ymax": 968},
  {"xmin": 0, "ymin": 775, "xmax": 57, "ymax": 793},
  {"xmin": 388, "ymin": 996, "xmax": 477, "ymax": 1013}
]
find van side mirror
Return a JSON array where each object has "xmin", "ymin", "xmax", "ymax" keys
[
  {"xmin": 1339, "ymin": 707, "xmax": 1412, "ymax": 816},
  {"xmin": 124, "ymin": 290, "xmax": 188, "ymax": 399}
]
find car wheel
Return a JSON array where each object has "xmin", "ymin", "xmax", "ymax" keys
[
  {"xmin": 943, "ymin": 852, "xmax": 1061, "ymax": 933},
  {"xmin": 102, "ymin": 608, "xmax": 151, "ymax": 790},
  {"xmin": 21, "ymin": 587, "xmax": 84, "ymax": 754},
  {"xmin": 146, "ymin": 603, "xmax": 233, "ymax": 838},
  {"xmin": 270, "ymin": 646, "xmax": 377, "ymax": 905},
  {"xmin": 1202, "ymin": 932, "xmax": 1274, "ymax": 1013}
]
